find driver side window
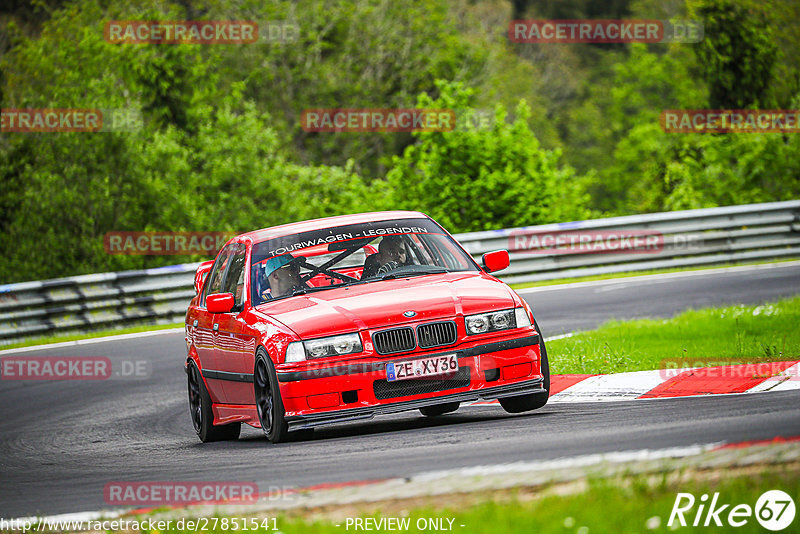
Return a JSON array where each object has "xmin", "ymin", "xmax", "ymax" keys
[
  {"xmin": 221, "ymin": 244, "xmax": 247, "ymax": 309},
  {"xmin": 203, "ymin": 247, "xmax": 233, "ymax": 305}
]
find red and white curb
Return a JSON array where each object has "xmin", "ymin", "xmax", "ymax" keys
[{"xmin": 469, "ymin": 360, "xmax": 800, "ymax": 406}]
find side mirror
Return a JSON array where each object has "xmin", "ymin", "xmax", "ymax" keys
[
  {"xmin": 194, "ymin": 260, "xmax": 215, "ymax": 295},
  {"xmin": 482, "ymin": 250, "xmax": 510, "ymax": 273},
  {"xmin": 207, "ymin": 293, "xmax": 235, "ymax": 314}
]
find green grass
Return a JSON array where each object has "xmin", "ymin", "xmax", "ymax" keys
[
  {"xmin": 510, "ymin": 258, "xmax": 800, "ymax": 290},
  {"xmin": 127, "ymin": 466, "xmax": 798, "ymax": 534},
  {"xmin": 547, "ymin": 296, "xmax": 800, "ymax": 375},
  {"xmin": 0, "ymin": 322, "xmax": 184, "ymax": 351}
]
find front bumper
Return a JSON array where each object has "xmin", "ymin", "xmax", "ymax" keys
[
  {"xmin": 285, "ymin": 376, "xmax": 546, "ymax": 430},
  {"xmin": 277, "ymin": 333, "xmax": 543, "ymax": 430}
]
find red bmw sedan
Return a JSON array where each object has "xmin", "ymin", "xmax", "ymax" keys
[{"xmin": 185, "ymin": 211, "xmax": 549, "ymax": 443}]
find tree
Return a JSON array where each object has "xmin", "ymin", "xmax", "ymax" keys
[
  {"xmin": 691, "ymin": 0, "xmax": 780, "ymax": 108},
  {"xmin": 386, "ymin": 81, "xmax": 590, "ymax": 232},
  {"xmin": 0, "ymin": 1, "xmax": 371, "ymax": 282}
]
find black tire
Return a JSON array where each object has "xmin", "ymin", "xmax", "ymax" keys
[
  {"xmin": 420, "ymin": 402, "xmax": 460, "ymax": 417},
  {"xmin": 499, "ymin": 319, "xmax": 550, "ymax": 413},
  {"xmin": 254, "ymin": 352, "xmax": 289, "ymax": 444},
  {"xmin": 187, "ymin": 361, "xmax": 241, "ymax": 442}
]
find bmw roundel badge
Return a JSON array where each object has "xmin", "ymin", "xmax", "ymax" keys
[{"xmin": 403, "ymin": 310, "xmax": 417, "ymax": 318}]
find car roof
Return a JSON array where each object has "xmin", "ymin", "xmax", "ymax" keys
[{"xmin": 239, "ymin": 211, "xmax": 429, "ymax": 243}]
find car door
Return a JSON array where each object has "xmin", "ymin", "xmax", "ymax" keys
[
  {"xmin": 194, "ymin": 245, "xmax": 234, "ymax": 403},
  {"xmin": 212, "ymin": 243, "xmax": 258, "ymax": 404}
]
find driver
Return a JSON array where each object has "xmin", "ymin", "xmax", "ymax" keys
[
  {"xmin": 262, "ymin": 253, "xmax": 305, "ymax": 299},
  {"xmin": 362, "ymin": 235, "xmax": 408, "ymax": 278}
]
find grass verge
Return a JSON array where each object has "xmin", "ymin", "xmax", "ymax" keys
[
  {"xmin": 546, "ymin": 296, "xmax": 800, "ymax": 375},
  {"xmin": 119, "ymin": 464, "xmax": 798, "ymax": 534}
]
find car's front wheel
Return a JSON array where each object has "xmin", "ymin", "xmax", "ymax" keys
[
  {"xmin": 187, "ymin": 361, "xmax": 241, "ymax": 442},
  {"xmin": 254, "ymin": 352, "xmax": 289, "ymax": 444},
  {"xmin": 499, "ymin": 319, "xmax": 550, "ymax": 414}
]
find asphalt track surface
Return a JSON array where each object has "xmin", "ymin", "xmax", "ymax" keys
[{"xmin": 2, "ymin": 263, "xmax": 800, "ymax": 518}]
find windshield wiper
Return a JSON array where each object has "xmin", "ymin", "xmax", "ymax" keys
[
  {"xmin": 290, "ymin": 285, "xmax": 332, "ymax": 297},
  {"xmin": 380, "ymin": 267, "xmax": 448, "ymax": 281}
]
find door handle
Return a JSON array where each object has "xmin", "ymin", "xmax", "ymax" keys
[{"xmin": 213, "ymin": 323, "xmax": 219, "ymax": 332}]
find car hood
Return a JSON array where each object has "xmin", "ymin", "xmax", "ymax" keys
[{"xmin": 254, "ymin": 272, "xmax": 517, "ymax": 339}]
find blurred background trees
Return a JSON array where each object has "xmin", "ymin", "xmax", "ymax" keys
[{"xmin": 1, "ymin": 0, "xmax": 798, "ymax": 282}]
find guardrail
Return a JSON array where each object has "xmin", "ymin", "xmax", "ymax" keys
[
  {"xmin": 456, "ymin": 200, "xmax": 800, "ymax": 285},
  {"xmin": 1, "ymin": 200, "xmax": 799, "ymax": 345},
  {"xmin": 0, "ymin": 264, "xmax": 199, "ymax": 344}
]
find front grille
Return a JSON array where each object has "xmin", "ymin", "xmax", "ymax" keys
[
  {"xmin": 417, "ymin": 321, "xmax": 457, "ymax": 348},
  {"xmin": 373, "ymin": 366, "xmax": 471, "ymax": 400},
  {"xmin": 373, "ymin": 327, "xmax": 415, "ymax": 355}
]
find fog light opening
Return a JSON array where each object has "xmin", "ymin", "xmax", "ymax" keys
[{"xmin": 484, "ymin": 368, "xmax": 500, "ymax": 382}]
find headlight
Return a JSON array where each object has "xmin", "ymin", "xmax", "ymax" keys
[
  {"xmin": 285, "ymin": 342, "xmax": 306, "ymax": 363},
  {"xmin": 465, "ymin": 308, "xmax": 530, "ymax": 335},
  {"xmin": 515, "ymin": 307, "xmax": 532, "ymax": 328},
  {"xmin": 284, "ymin": 333, "xmax": 363, "ymax": 362}
]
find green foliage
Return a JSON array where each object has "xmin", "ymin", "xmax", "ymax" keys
[
  {"xmin": 593, "ymin": 31, "xmax": 798, "ymax": 213},
  {"xmin": 0, "ymin": 1, "xmax": 372, "ymax": 282},
  {"xmin": 604, "ymin": 119, "xmax": 800, "ymax": 213},
  {"xmin": 1, "ymin": 0, "xmax": 799, "ymax": 282},
  {"xmin": 691, "ymin": 0, "xmax": 780, "ymax": 108},
  {"xmin": 386, "ymin": 81, "xmax": 590, "ymax": 232},
  {"xmin": 570, "ymin": 43, "xmax": 707, "ymax": 210},
  {"xmin": 214, "ymin": 0, "xmax": 506, "ymax": 178}
]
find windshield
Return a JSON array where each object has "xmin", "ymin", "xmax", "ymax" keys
[{"xmin": 250, "ymin": 218, "xmax": 479, "ymax": 304}]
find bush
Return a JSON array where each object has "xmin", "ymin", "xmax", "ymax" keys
[{"xmin": 386, "ymin": 81, "xmax": 590, "ymax": 232}]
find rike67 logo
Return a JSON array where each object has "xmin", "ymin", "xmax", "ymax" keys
[{"xmin": 669, "ymin": 490, "xmax": 796, "ymax": 531}]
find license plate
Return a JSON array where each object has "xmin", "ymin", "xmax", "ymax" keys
[{"xmin": 386, "ymin": 354, "xmax": 459, "ymax": 382}]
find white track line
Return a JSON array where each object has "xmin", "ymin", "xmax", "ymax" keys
[
  {"xmin": 517, "ymin": 260, "xmax": 800, "ymax": 294},
  {"xmin": 0, "ymin": 328, "xmax": 184, "ymax": 355},
  {"xmin": 412, "ymin": 443, "xmax": 722, "ymax": 482},
  {"xmin": 543, "ymin": 332, "xmax": 574, "ymax": 342}
]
